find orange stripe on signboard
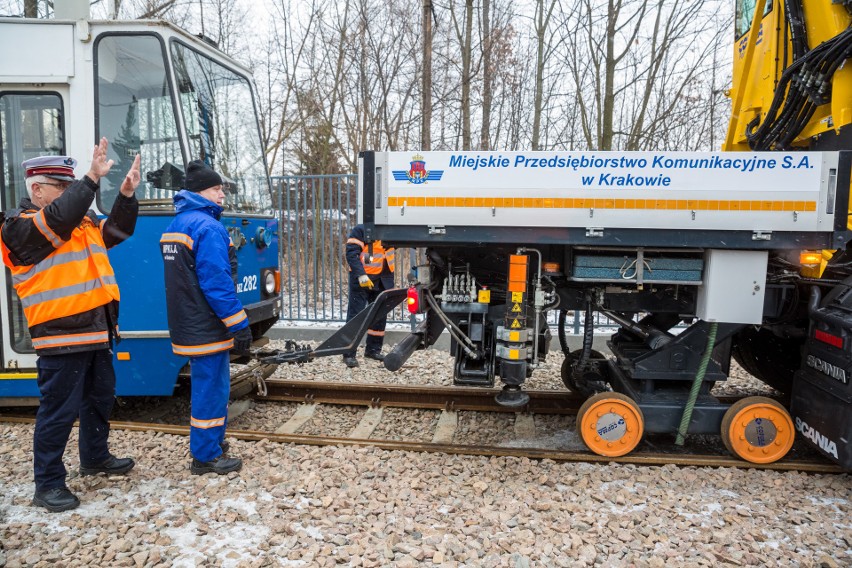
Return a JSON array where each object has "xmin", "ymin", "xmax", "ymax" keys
[{"xmin": 386, "ymin": 196, "xmax": 815, "ymax": 212}]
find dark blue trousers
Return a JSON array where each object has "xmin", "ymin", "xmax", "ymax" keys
[
  {"xmin": 344, "ymin": 278, "xmax": 388, "ymax": 357},
  {"xmin": 189, "ymin": 351, "xmax": 230, "ymax": 462},
  {"xmin": 34, "ymin": 349, "xmax": 116, "ymax": 491}
]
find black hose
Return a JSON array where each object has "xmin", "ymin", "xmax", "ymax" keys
[
  {"xmin": 748, "ymin": 26, "xmax": 852, "ymax": 150},
  {"xmin": 558, "ymin": 310, "xmax": 570, "ymax": 354},
  {"xmin": 576, "ymin": 301, "xmax": 594, "ymax": 371}
]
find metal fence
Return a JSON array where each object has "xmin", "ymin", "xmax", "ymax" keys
[
  {"xmin": 273, "ymin": 174, "xmax": 419, "ymax": 324},
  {"xmin": 272, "ymin": 174, "xmax": 614, "ymax": 332}
]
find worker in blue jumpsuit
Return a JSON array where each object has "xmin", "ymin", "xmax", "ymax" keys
[
  {"xmin": 342, "ymin": 224, "xmax": 395, "ymax": 368},
  {"xmin": 160, "ymin": 160, "xmax": 252, "ymax": 475}
]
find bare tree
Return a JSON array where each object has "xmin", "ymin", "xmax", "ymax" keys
[
  {"xmin": 531, "ymin": 0, "xmax": 558, "ymax": 150},
  {"xmin": 449, "ymin": 0, "xmax": 476, "ymax": 150}
]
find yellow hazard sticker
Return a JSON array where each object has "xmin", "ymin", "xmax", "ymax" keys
[
  {"xmin": 478, "ymin": 289, "xmax": 491, "ymax": 303},
  {"xmin": 510, "ymin": 318, "xmax": 522, "ymax": 329},
  {"xmin": 511, "ymin": 302, "xmax": 522, "ymax": 313},
  {"xmin": 509, "ymin": 349, "xmax": 519, "ymax": 360},
  {"xmin": 509, "ymin": 331, "xmax": 520, "ymax": 342},
  {"xmin": 512, "ymin": 292, "xmax": 523, "ymax": 302}
]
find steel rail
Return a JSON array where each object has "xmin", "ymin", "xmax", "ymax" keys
[
  {"xmin": 256, "ymin": 379, "xmax": 745, "ymax": 414},
  {"xmin": 0, "ymin": 416, "xmax": 843, "ymax": 473},
  {"xmin": 257, "ymin": 380, "xmax": 585, "ymax": 413}
]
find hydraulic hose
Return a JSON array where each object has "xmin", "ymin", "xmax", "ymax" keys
[
  {"xmin": 577, "ymin": 300, "xmax": 594, "ymax": 371},
  {"xmin": 423, "ymin": 289, "xmax": 481, "ymax": 359},
  {"xmin": 675, "ymin": 321, "xmax": 718, "ymax": 446}
]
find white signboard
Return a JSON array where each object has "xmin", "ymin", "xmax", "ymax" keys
[{"xmin": 372, "ymin": 151, "xmax": 838, "ymax": 232}]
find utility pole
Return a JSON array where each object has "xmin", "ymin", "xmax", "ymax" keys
[
  {"xmin": 421, "ymin": 0, "xmax": 433, "ymax": 150},
  {"xmin": 24, "ymin": 0, "xmax": 38, "ymax": 17}
]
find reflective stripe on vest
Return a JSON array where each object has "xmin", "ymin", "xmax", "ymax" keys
[
  {"xmin": 1, "ymin": 219, "xmax": 119, "ymax": 328},
  {"xmin": 172, "ymin": 338, "xmax": 234, "ymax": 357},
  {"xmin": 161, "ymin": 232, "xmax": 194, "ymax": 250},
  {"xmin": 222, "ymin": 310, "xmax": 247, "ymax": 327},
  {"xmin": 358, "ymin": 240, "xmax": 395, "ymax": 275},
  {"xmin": 31, "ymin": 330, "xmax": 110, "ymax": 350}
]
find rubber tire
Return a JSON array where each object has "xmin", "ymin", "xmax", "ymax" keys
[
  {"xmin": 576, "ymin": 392, "xmax": 644, "ymax": 458},
  {"xmin": 560, "ymin": 349, "xmax": 608, "ymax": 396},
  {"xmin": 720, "ymin": 396, "xmax": 795, "ymax": 464},
  {"xmin": 731, "ymin": 327, "xmax": 802, "ymax": 398}
]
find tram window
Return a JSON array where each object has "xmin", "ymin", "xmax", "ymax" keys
[
  {"xmin": 0, "ymin": 92, "xmax": 65, "ymax": 353},
  {"xmin": 735, "ymin": 0, "xmax": 773, "ymax": 39},
  {"xmin": 95, "ymin": 34, "xmax": 184, "ymax": 211},
  {"xmin": 171, "ymin": 41, "xmax": 272, "ymax": 215},
  {"xmin": 0, "ymin": 93, "xmax": 64, "ymax": 211}
]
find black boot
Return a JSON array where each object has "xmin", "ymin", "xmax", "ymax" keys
[
  {"xmin": 80, "ymin": 455, "xmax": 135, "ymax": 476},
  {"xmin": 32, "ymin": 487, "xmax": 80, "ymax": 512},
  {"xmin": 364, "ymin": 350, "xmax": 385, "ymax": 362},
  {"xmin": 342, "ymin": 355, "xmax": 359, "ymax": 368},
  {"xmin": 191, "ymin": 456, "xmax": 243, "ymax": 475}
]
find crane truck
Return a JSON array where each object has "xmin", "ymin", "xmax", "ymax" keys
[{"xmin": 269, "ymin": 0, "xmax": 852, "ymax": 470}]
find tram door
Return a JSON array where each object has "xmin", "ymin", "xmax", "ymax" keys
[{"xmin": 0, "ymin": 90, "xmax": 68, "ymax": 395}]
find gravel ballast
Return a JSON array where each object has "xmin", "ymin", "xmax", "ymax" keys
[
  {"xmin": 2, "ymin": 343, "xmax": 850, "ymax": 567},
  {"xmin": 1, "ymin": 424, "xmax": 850, "ymax": 567}
]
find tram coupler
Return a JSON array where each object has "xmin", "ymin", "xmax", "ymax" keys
[
  {"xmin": 259, "ymin": 287, "xmax": 409, "ymax": 364},
  {"xmin": 255, "ymin": 340, "xmax": 313, "ymax": 364}
]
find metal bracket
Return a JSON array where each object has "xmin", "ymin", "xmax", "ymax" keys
[
  {"xmin": 752, "ymin": 230, "xmax": 772, "ymax": 241},
  {"xmin": 428, "ymin": 225, "xmax": 446, "ymax": 235},
  {"xmin": 586, "ymin": 227, "xmax": 604, "ymax": 238}
]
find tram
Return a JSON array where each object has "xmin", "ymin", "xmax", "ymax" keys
[{"xmin": 0, "ymin": 11, "xmax": 280, "ymax": 403}]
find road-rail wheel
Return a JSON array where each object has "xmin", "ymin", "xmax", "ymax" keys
[
  {"xmin": 720, "ymin": 396, "xmax": 795, "ymax": 464},
  {"xmin": 560, "ymin": 349, "xmax": 608, "ymax": 397},
  {"xmin": 577, "ymin": 392, "xmax": 644, "ymax": 457}
]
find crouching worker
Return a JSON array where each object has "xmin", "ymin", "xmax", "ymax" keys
[
  {"xmin": 1, "ymin": 138, "xmax": 140, "ymax": 512},
  {"xmin": 160, "ymin": 160, "xmax": 251, "ymax": 475}
]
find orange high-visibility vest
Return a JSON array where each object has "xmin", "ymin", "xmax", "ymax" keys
[
  {"xmin": 349, "ymin": 239, "xmax": 395, "ymax": 275},
  {"xmin": 1, "ymin": 213, "xmax": 120, "ymax": 328}
]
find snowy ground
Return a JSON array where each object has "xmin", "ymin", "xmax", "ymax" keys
[{"xmin": 1, "ymin": 422, "xmax": 850, "ymax": 568}]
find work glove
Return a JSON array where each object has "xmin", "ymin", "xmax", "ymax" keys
[
  {"xmin": 231, "ymin": 326, "xmax": 253, "ymax": 355},
  {"xmin": 358, "ymin": 275, "xmax": 374, "ymax": 289}
]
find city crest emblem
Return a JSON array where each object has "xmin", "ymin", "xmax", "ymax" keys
[{"xmin": 393, "ymin": 154, "xmax": 444, "ymax": 184}]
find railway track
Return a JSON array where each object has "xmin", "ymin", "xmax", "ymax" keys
[{"xmin": 0, "ymin": 379, "xmax": 843, "ymax": 473}]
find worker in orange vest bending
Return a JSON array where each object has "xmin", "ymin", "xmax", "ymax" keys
[{"xmin": 342, "ymin": 224, "xmax": 395, "ymax": 368}]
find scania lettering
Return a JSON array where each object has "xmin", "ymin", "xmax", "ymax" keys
[
  {"xmin": 806, "ymin": 355, "xmax": 849, "ymax": 384},
  {"xmin": 795, "ymin": 418, "xmax": 839, "ymax": 460}
]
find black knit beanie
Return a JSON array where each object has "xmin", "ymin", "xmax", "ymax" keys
[{"xmin": 184, "ymin": 160, "xmax": 222, "ymax": 192}]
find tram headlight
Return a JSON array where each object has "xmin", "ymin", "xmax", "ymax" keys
[
  {"xmin": 264, "ymin": 271, "xmax": 276, "ymax": 295},
  {"xmin": 261, "ymin": 268, "xmax": 280, "ymax": 299}
]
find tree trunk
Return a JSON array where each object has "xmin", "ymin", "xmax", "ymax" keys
[
  {"xmin": 422, "ymin": 0, "xmax": 433, "ymax": 150},
  {"xmin": 480, "ymin": 0, "xmax": 492, "ymax": 151},
  {"xmin": 461, "ymin": 0, "xmax": 473, "ymax": 150}
]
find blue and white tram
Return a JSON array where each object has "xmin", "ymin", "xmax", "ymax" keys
[{"xmin": 0, "ymin": 15, "xmax": 280, "ymax": 402}]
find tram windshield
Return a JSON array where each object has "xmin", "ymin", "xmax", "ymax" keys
[
  {"xmin": 95, "ymin": 33, "xmax": 272, "ymax": 215},
  {"xmin": 171, "ymin": 41, "xmax": 271, "ymax": 215}
]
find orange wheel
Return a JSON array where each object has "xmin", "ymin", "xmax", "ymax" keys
[
  {"xmin": 576, "ymin": 392, "xmax": 644, "ymax": 457},
  {"xmin": 720, "ymin": 396, "xmax": 795, "ymax": 464}
]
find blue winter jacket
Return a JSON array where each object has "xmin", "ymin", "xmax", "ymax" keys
[{"xmin": 160, "ymin": 190, "xmax": 248, "ymax": 356}]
